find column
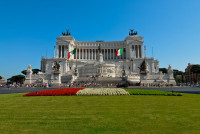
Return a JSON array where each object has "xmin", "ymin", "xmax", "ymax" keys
[
  {"xmin": 139, "ymin": 46, "xmax": 141, "ymax": 58},
  {"xmin": 106, "ymin": 49, "xmax": 108, "ymax": 60},
  {"xmin": 84, "ymin": 49, "xmax": 87, "ymax": 60},
  {"xmin": 113, "ymin": 48, "xmax": 115, "ymax": 59},
  {"xmin": 56, "ymin": 46, "xmax": 59, "ymax": 58},
  {"xmin": 62, "ymin": 45, "xmax": 64, "ymax": 58},
  {"xmin": 81, "ymin": 48, "xmax": 82, "ymax": 59},
  {"xmin": 88, "ymin": 49, "xmax": 89, "ymax": 60},
  {"xmin": 58, "ymin": 45, "xmax": 61, "ymax": 58},
  {"xmin": 114, "ymin": 49, "xmax": 116, "ymax": 59},
  {"xmin": 104, "ymin": 49, "xmax": 106, "ymax": 60},
  {"xmin": 131, "ymin": 46, "xmax": 133, "ymax": 58},
  {"xmin": 110, "ymin": 49, "xmax": 111, "ymax": 60},
  {"xmin": 138, "ymin": 45, "xmax": 140, "ymax": 58},
  {"xmin": 136, "ymin": 46, "xmax": 138, "ymax": 58},
  {"xmin": 63, "ymin": 45, "xmax": 64, "ymax": 58},
  {"xmin": 141, "ymin": 45, "xmax": 143, "ymax": 58},
  {"xmin": 63, "ymin": 46, "xmax": 65, "ymax": 58},
  {"xmin": 60, "ymin": 45, "xmax": 62, "ymax": 58},
  {"xmin": 82, "ymin": 48, "xmax": 84, "ymax": 59},
  {"xmin": 135, "ymin": 46, "xmax": 136, "ymax": 58},
  {"xmin": 79, "ymin": 48, "xmax": 80, "ymax": 59},
  {"xmin": 85, "ymin": 49, "xmax": 88, "ymax": 60},
  {"xmin": 62, "ymin": 46, "xmax": 64, "ymax": 58},
  {"xmin": 91, "ymin": 49, "xmax": 92, "ymax": 60},
  {"xmin": 94, "ymin": 49, "xmax": 96, "ymax": 60},
  {"xmin": 79, "ymin": 48, "xmax": 81, "ymax": 59},
  {"xmin": 84, "ymin": 49, "xmax": 85, "ymax": 60},
  {"xmin": 88, "ymin": 49, "xmax": 90, "ymax": 60},
  {"xmin": 92, "ymin": 49, "xmax": 93, "ymax": 60},
  {"xmin": 103, "ymin": 49, "xmax": 105, "ymax": 60},
  {"xmin": 94, "ymin": 49, "xmax": 95, "ymax": 60},
  {"xmin": 61, "ymin": 45, "xmax": 63, "ymax": 58}
]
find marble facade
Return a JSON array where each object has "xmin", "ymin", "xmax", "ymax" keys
[{"xmin": 24, "ymin": 30, "xmax": 176, "ymax": 86}]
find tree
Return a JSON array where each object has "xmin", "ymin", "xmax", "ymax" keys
[
  {"xmin": 32, "ymin": 69, "xmax": 40, "ymax": 74},
  {"xmin": 21, "ymin": 69, "xmax": 40, "ymax": 75},
  {"xmin": 0, "ymin": 76, "xmax": 2, "ymax": 79},
  {"xmin": 159, "ymin": 68, "xmax": 167, "ymax": 74},
  {"xmin": 173, "ymin": 69, "xmax": 184, "ymax": 76},
  {"xmin": 173, "ymin": 69, "xmax": 185, "ymax": 83},
  {"xmin": 190, "ymin": 65, "xmax": 200, "ymax": 83},
  {"xmin": 21, "ymin": 70, "xmax": 27, "ymax": 75},
  {"xmin": 7, "ymin": 75, "xmax": 25, "ymax": 84}
]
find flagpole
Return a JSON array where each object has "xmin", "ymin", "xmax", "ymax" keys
[
  {"xmin": 76, "ymin": 43, "xmax": 77, "ymax": 69},
  {"xmin": 122, "ymin": 42, "xmax": 126, "ymax": 81},
  {"xmin": 123, "ymin": 44, "xmax": 125, "ymax": 71},
  {"xmin": 67, "ymin": 48, "xmax": 69, "ymax": 72}
]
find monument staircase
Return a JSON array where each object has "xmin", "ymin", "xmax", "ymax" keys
[
  {"xmin": 61, "ymin": 71, "xmax": 74, "ymax": 83},
  {"xmin": 74, "ymin": 77, "xmax": 123, "ymax": 87},
  {"xmin": 61, "ymin": 75, "xmax": 73, "ymax": 83}
]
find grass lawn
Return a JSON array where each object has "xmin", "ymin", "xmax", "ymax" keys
[{"xmin": 0, "ymin": 93, "xmax": 200, "ymax": 134}]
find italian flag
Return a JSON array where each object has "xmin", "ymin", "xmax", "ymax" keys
[
  {"xmin": 116, "ymin": 48, "xmax": 123, "ymax": 56},
  {"xmin": 68, "ymin": 48, "xmax": 76, "ymax": 59}
]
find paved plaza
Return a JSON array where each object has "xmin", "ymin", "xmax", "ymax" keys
[{"xmin": 0, "ymin": 86, "xmax": 200, "ymax": 94}]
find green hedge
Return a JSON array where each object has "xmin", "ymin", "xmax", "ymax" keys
[{"xmin": 125, "ymin": 89, "xmax": 182, "ymax": 96}]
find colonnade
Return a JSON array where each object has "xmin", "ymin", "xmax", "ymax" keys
[
  {"xmin": 56, "ymin": 45, "xmax": 143, "ymax": 59},
  {"xmin": 57, "ymin": 45, "xmax": 67, "ymax": 58},
  {"xmin": 75, "ymin": 48, "xmax": 126, "ymax": 60},
  {"xmin": 131, "ymin": 45, "xmax": 143, "ymax": 58}
]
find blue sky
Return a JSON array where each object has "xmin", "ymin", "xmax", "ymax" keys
[{"xmin": 0, "ymin": 0, "xmax": 200, "ymax": 79}]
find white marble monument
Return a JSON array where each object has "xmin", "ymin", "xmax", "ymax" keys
[{"xmin": 24, "ymin": 29, "xmax": 176, "ymax": 86}]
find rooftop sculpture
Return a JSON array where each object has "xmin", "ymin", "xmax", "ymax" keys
[
  {"xmin": 129, "ymin": 29, "xmax": 138, "ymax": 36},
  {"xmin": 62, "ymin": 29, "xmax": 71, "ymax": 36}
]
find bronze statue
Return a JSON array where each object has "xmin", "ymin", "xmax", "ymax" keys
[
  {"xmin": 129, "ymin": 29, "xmax": 138, "ymax": 36},
  {"xmin": 62, "ymin": 29, "xmax": 71, "ymax": 36},
  {"xmin": 138, "ymin": 60, "xmax": 147, "ymax": 73},
  {"xmin": 66, "ymin": 29, "xmax": 69, "ymax": 35},
  {"xmin": 62, "ymin": 32, "xmax": 66, "ymax": 36},
  {"xmin": 130, "ymin": 29, "xmax": 134, "ymax": 34},
  {"xmin": 52, "ymin": 61, "xmax": 60, "ymax": 72}
]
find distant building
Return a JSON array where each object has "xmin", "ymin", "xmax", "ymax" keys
[
  {"xmin": 185, "ymin": 63, "xmax": 200, "ymax": 84},
  {"xmin": 0, "ymin": 77, "xmax": 6, "ymax": 85}
]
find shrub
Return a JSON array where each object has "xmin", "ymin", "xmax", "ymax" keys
[
  {"xmin": 125, "ymin": 89, "xmax": 182, "ymax": 96},
  {"xmin": 23, "ymin": 88, "xmax": 85, "ymax": 96},
  {"xmin": 76, "ymin": 88, "xmax": 130, "ymax": 96}
]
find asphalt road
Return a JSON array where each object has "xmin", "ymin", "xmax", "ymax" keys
[
  {"xmin": 127, "ymin": 86, "xmax": 200, "ymax": 94},
  {"xmin": 0, "ymin": 86, "xmax": 200, "ymax": 94},
  {"xmin": 0, "ymin": 87, "xmax": 58, "ymax": 94}
]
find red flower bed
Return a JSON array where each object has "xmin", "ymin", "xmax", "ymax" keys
[{"xmin": 23, "ymin": 88, "xmax": 85, "ymax": 96}]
